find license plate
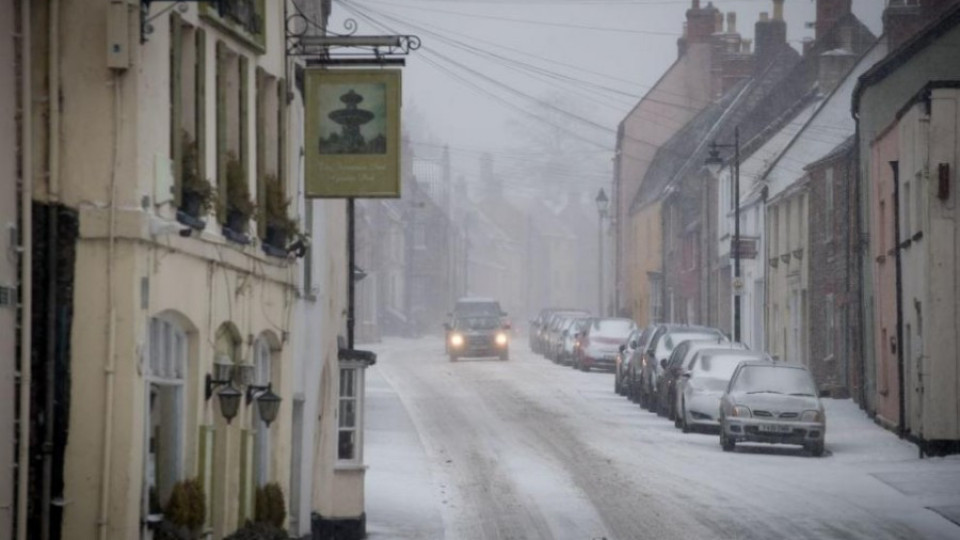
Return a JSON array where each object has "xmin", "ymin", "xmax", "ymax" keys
[{"xmin": 758, "ymin": 424, "xmax": 794, "ymax": 434}]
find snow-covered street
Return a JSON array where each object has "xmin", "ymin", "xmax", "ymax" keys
[{"xmin": 363, "ymin": 337, "xmax": 960, "ymax": 539}]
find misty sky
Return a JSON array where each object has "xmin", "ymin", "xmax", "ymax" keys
[{"xmin": 329, "ymin": 0, "xmax": 884, "ymax": 198}]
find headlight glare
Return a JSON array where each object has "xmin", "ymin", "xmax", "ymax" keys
[
  {"xmin": 801, "ymin": 410, "xmax": 823, "ymax": 423},
  {"xmin": 732, "ymin": 405, "xmax": 752, "ymax": 418},
  {"xmin": 496, "ymin": 333, "xmax": 508, "ymax": 346},
  {"xmin": 450, "ymin": 334, "xmax": 464, "ymax": 347}
]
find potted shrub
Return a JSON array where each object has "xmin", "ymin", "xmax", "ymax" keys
[
  {"xmin": 155, "ymin": 478, "xmax": 206, "ymax": 540},
  {"xmin": 178, "ymin": 132, "xmax": 214, "ymax": 226},
  {"xmin": 223, "ymin": 483, "xmax": 287, "ymax": 540},
  {"xmin": 259, "ymin": 174, "xmax": 298, "ymax": 255},
  {"xmin": 225, "ymin": 152, "xmax": 256, "ymax": 236}
]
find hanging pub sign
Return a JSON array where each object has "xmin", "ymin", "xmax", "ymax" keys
[{"xmin": 304, "ymin": 69, "xmax": 402, "ymax": 198}]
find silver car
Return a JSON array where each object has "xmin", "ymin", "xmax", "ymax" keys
[
  {"xmin": 676, "ymin": 349, "xmax": 769, "ymax": 432},
  {"xmin": 719, "ymin": 361, "xmax": 826, "ymax": 457}
]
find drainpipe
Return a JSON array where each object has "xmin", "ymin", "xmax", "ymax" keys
[
  {"xmin": 891, "ymin": 160, "xmax": 906, "ymax": 438},
  {"xmin": 40, "ymin": 0, "xmax": 61, "ymax": 537},
  {"xmin": 16, "ymin": 0, "xmax": 33, "ymax": 537},
  {"xmin": 98, "ymin": 73, "xmax": 122, "ymax": 540}
]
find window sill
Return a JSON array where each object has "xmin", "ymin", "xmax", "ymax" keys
[{"xmin": 334, "ymin": 463, "xmax": 368, "ymax": 473}]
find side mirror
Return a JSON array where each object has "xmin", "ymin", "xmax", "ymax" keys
[
  {"xmin": 619, "ymin": 344, "xmax": 626, "ymax": 353},
  {"xmin": 660, "ymin": 359, "xmax": 668, "ymax": 370},
  {"xmin": 681, "ymin": 371, "xmax": 691, "ymax": 379},
  {"xmin": 443, "ymin": 323, "xmax": 451, "ymax": 331},
  {"xmin": 503, "ymin": 322, "xmax": 511, "ymax": 330}
]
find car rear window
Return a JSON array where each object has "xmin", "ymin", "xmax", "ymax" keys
[
  {"xmin": 592, "ymin": 319, "xmax": 635, "ymax": 338},
  {"xmin": 657, "ymin": 332, "xmax": 722, "ymax": 358}
]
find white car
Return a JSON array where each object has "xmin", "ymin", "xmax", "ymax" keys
[{"xmin": 677, "ymin": 349, "xmax": 772, "ymax": 433}]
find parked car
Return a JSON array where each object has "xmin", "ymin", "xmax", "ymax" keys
[
  {"xmin": 637, "ymin": 325, "xmax": 726, "ymax": 410},
  {"xmin": 657, "ymin": 339, "xmax": 747, "ymax": 419},
  {"xmin": 719, "ymin": 361, "xmax": 826, "ymax": 456},
  {"xmin": 676, "ymin": 349, "xmax": 771, "ymax": 433},
  {"xmin": 614, "ymin": 328, "xmax": 646, "ymax": 396},
  {"xmin": 529, "ymin": 308, "xmax": 571, "ymax": 353},
  {"xmin": 558, "ymin": 317, "xmax": 591, "ymax": 366},
  {"xmin": 624, "ymin": 325, "xmax": 655, "ymax": 403},
  {"xmin": 575, "ymin": 318, "xmax": 637, "ymax": 372},
  {"xmin": 447, "ymin": 315, "xmax": 510, "ymax": 362},
  {"xmin": 543, "ymin": 310, "xmax": 589, "ymax": 360}
]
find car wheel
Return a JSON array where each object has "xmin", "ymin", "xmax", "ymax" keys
[
  {"xmin": 449, "ymin": 355, "xmax": 458, "ymax": 362},
  {"xmin": 581, "ymin": 364, "xmax": 590, "ymax": 372},
  {"xmin": 681, "ymin": 402, "xmax": 690, "ymax": 433},
  {"xmin": 614, "ymin": 374, "xmax": 621, "ymax": 395},
  {"xmin": 806, "ymin": 441, "xmax": 825, "ymax": 457},
  {"xmin": 667, "ymin": 393, "xmax": 676, "ymax": 421},
  {"xmin": 720, "ymin": 424, "xmax": 735, "ymax": 452},
  {"xmin": 500, "ymin": 353, "xmax": 509, "ymax": 361}
]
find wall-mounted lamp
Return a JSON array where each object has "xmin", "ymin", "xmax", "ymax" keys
[
  {"xmin": 246, "ymin": 383, "xmax": 282, "ymax": 427},
  {"xmin": 205, "ymin": 373, "xmax": 241, "ymax": 423}
]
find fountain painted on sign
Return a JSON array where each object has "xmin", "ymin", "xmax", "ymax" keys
[{"xmin": 319, "ymin": 86, "xmax": 387, "ymax": 155}]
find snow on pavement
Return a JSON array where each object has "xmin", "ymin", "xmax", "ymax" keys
[{"xmin": 364, "ymin": 337, "xmax": 960, "ymax": 539}]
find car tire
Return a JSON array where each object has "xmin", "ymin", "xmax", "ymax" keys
[
  {"xmin": 667, "ymin": 393, "xmax": 676, "ymax": 421},
  {"xmin": 449, "ymin": 355, "xmax": 458, "ymax": 362},
  {"xmin": 681, "ymin": 402, "xmax": 690, "ymax": 434},
  {"xmin": 614, "ymin": 375, "xmax": 621, "ymax": 395},
  {"xmin": 806, "ymin": 441, "xmax": 825, "ymax": 457},
  {"xmin": 500, "ymin": 353, "xmax": 509, "ymax": 361},
  {"xmin": 720, "ymin": 425, "xmax": 735, "ymax": 452}
]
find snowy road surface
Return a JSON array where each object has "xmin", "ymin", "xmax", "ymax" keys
[{"xmin": 364, "ymin": 337, "xmax": 960, "ymax": 539}]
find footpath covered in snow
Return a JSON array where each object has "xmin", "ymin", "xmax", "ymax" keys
[{"xmin": 363, "ymin": 337, "xmax": 960, "ymax": 539}]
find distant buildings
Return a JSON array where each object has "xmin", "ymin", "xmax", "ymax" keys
[{"xmin": 616, "ymin": 0, "xmax": 960, "ymax": 452}]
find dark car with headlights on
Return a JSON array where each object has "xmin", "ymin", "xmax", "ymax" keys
[
  {"xmin": 448, "ymin": 316, "xmax": 510, "ymax": 362},
  {"xmin": 719, "ymin": 361, "xmax": 826, "ymax": 457}
]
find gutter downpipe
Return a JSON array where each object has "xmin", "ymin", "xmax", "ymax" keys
[
  {"xmin": 16, "ymin": 0, "xmax": 33, "ymax": 536},
  {"xmin": 98, "ymin": 69, "xmax": 122, "ymax": 540},
  {"xmin": 891, "ymin": 160, "xmax": 906, "ymax": 438},
  {"xmin": 40, "ymin": 0, "xmax": 60, "ymax": 537}
]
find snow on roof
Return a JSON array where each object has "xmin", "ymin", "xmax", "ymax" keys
[{"xmin": 763, "ymin": 41, "xmax": 889, "ymax": 200}]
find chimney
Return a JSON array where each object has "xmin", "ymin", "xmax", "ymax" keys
[
  {"xmin": 754, "ymin": 2, "xmax": 788, "ymax": 70},
  {"xmin": 685, "ymin": 1, "xmax": 721, "ymax": 45},
  {"xmin": 715, "ymin": 10, "xmax": 724, "ymax": 33},
  {"xmin": 883, "ymin": 0, "xmax": 959, "ymax": 50},
  {"xmin": 816, "ymin": 0, "xmax": 852, "ymax": 41},
  {"xmin": 727, "ymin": 12, "xmax": 737, "ymax": 34}
]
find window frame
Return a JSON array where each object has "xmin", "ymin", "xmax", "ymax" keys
[
  {"xmin": 252, "ymin": 337, "xmax": 273, "ymax": 487},
  {"xmin": 337, "ymin": 362, "xmax": 366, "ymax": 466},
  {"xmin": 143, "ymin": 317, "xmax": 188, "ymax": 523}
]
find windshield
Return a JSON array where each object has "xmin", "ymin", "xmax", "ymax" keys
[
  {"xmin": 455, "ymin": 317, "xmax": 502, "ymax": 331},
  {"xmin": 455, "ymin": 300, "xmax": 502, "ymax": 317},
  {"xmin": 730, "ymin": 365, "xmax": 818, "ymax": 396}
]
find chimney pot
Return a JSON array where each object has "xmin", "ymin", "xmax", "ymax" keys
[
  {"xmin": 692, "ymin": 0, "xmax": 700, "ymax": 8},
  {"xmin": 727, "ymin": 12, "xmax": 737, "ymax": 34},
  {"xmin": 760, "ymin": 12, "xmax": 770, "ymax": 22},
  {"xmin": 773, "ymin": 0, "xmax": 784, "ymax": 22}
]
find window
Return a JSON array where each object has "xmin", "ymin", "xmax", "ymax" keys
[
  {"xmin": 338, "ymin": 365, "xmax": 365, "ymax": 464},
  {"xmin": 216, "ymin": 42, "xmax": 253, "ymax": 235},
  {"xmin": 879, "ymin": 200, "xmax": 887, "ymax": 255},
  {"xmin": 170, "ymin": 18, "xmax": 207, "ymax": 222},
  {"xmin": 144, "ymin": 317, "xmax": 187, "ymax": 519},
  {"xmin": 649, "ymin": 274, "xmax": 663, "ymax": 323},
  {"xmin": 903, "ymin": 180, "xmax": 911, "ymax": 239},
  {"xmin": 252, "ymin": 337, "xmax": 273, "ymax": 486},
  {"xmin": 825, "ymin": 168, "xmax": 834, "ymax": 241}
]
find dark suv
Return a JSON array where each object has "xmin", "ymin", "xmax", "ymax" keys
[{"xmin": 447, "ymin": 315, "xmax": 510, "ymax": 361}]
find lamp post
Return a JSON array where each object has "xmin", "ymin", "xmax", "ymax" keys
[
  {"xmin": 705, "ymin": 127, "xmax": 741, "ymax": 343},
  {"xmin": 595, "ymin": 188, "xmax": 609, "ymax": 316}
]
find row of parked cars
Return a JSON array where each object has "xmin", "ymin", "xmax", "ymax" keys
[
  {"xmin": 530, "ymin": 312, "xmax": 827, "ymax": 457},
  {"xmin": 529, "ymin": 308, "xmax": 637, "ymax": 372}
]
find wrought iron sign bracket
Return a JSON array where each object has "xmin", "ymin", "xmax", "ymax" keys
[
  {"xmin": 140, "ymin": 0, "xmax": 221, "ymax": 43},
  {"xmin": 286, "ymin": 15, "xmax": 420, "ymax": 67}
]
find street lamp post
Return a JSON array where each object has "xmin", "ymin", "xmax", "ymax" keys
[
  {"xmin": 595, "ymin": 188, "xmax": 609, "ymax": 317},
  {"xmin": 705, "ymin": 127, "xmax": 741, "ymax": 343}
]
